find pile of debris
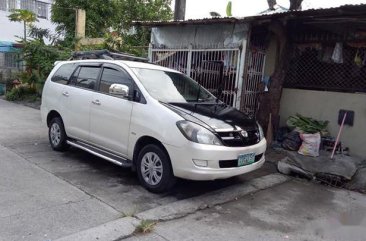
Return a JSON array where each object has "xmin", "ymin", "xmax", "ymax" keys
[{"xmin": 273, "ymin": 114, "xmax": 366, "ymax": 193}]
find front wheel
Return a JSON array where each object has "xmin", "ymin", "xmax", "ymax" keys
[
  {"xmin": 48, "ymin": 117, "xmax": 69, "ymax": 151},
  {"xmin": 136, "ymin": 144, "xmax": 176, "ymax": 193}
]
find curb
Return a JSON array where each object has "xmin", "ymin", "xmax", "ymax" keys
[
  {"xmin": 55, "ymin": 173, "xmax": 290, "ymax": 241},
  {"xmin": 136, "ymin": 173, "xmax": 290, "ymax": 221},
  {"xmin": 55, "ymin": 217, "xmax": 139, "ymax": 241}
]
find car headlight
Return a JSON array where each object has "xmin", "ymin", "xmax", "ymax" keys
[
  {"xmin": 257, "ymin": 122, "xmax": 265, "ymax": 140},
  {"xmin": 177, "ymin": 121, "xmax": 222, "ymax": 146}
]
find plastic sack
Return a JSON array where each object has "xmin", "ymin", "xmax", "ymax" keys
[
  {"xmin": 298, "ymin": 133, "xmax": 321, "ymax": 157},
  {"xmin": 282, "ymin": 131, "xmax": 302, "ymax": 151}
]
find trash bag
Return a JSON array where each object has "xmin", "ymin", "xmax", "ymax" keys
[
  {"xmin": 298, "ymin": 132, "xmax": 321, "ymax": 157},
  {"xmin": 282, "ymin": 131, "xmax": 302, "ymax": 151},
  {"xmin": 276, "ymin": 127, "xmax": 291, "ymax": 143}
]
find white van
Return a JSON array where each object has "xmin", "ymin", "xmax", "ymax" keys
[{"xmin": 41, "ymin": 55, "xmax": 266, "ymax": 193}]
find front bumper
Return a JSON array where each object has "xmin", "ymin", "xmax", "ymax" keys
[{"xmin": 164, "ymin": 138, "xmax": 267, "ymax": 181}]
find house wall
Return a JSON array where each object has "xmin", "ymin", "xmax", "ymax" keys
[
  {"xmin": 0, "ymin": 0, "xmax": 56, "ymax": 43},
  {"xmin": 280, "ymin": 88, "xmax": 366, "ymax": 159}
]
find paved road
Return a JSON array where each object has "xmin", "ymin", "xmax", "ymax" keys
[
  {"xmin": 127, "ymin": 179, "xmax": 366, "ymax": 241},
  {"xmin": 0, "ymin": 100, "xmax": 276, "ymax": 241}
]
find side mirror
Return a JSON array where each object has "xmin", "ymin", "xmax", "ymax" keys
[{"xmin": 109, "ymin": 84, "xmax": 129, "ymax": 98}]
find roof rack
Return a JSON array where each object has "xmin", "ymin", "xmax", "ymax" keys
[{"xmin": 70, "ymin": 49, "xmax": 148, "ymax": 62}]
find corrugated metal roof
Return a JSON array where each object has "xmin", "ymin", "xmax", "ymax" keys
[{"xmin": 134, "ymin": 4, "xmax": 366, "ymax": 27}]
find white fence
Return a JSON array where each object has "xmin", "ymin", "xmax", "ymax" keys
[
  {"xmin": 240, "ymin": 48, "xmax": 266, "ymax": 116},
  {"xmin": 149, "ymin": 43, "xmax": 266, "ymax": 114},
  {"xmin": 149, "ymin": 44, "xmax": 245, "ymax": 108}
]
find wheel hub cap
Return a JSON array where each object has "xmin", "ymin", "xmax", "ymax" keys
[
  {"xmin": 141, "ymin": 152, "xmax": 163, "ymax": 186},
  {"xmin": 50, "ymin": 123, "xmax": 61, "ymax": 146}
]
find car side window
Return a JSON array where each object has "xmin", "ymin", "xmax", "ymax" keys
[
  {"xmin": 73, "ymin": 66, "xmax": 101, "ymax": 90},
  {"xmin": 51, "ymin": 63, "xmax": 76, "ymax": 84},
  {"xmin": 99, "ymin": 67, "xmax": 132, "ymax": 95}
]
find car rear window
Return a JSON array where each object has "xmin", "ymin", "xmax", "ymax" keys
[{"xmin": 51, "ymin": 63, "xmax": 76, "ymax": 84}]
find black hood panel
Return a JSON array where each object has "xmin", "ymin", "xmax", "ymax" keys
[{"xmin": 163, "ymin": 102, "xmax": 258, "ymax": 131}]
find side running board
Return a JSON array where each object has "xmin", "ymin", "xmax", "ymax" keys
[{"xmin": 66, "ymin": 140, "xmax": 132, "ymax": 167}]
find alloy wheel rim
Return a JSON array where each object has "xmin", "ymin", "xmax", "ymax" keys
[
  {"xmin": 141, "ymin": 152, "xmax": 163, "ymax": 186},
  {"xmin": 50, "ymin": 123, "xmax": 61, "ymax": 146}
]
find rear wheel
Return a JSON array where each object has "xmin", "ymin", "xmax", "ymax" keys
[
  {"xmin": 136, "ymin": 144, "xmax": 176, "ymax": 193},
  {"xmin": 49, "ymin": 117, "xmax": 69, "ymax": 151}
]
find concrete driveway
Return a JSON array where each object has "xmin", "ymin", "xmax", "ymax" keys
[
  {"xmin": 1, "ymin": 99, "xmax": 365, "ymax": 241},
  {"xmin": 0, "ymin": 99, "xmax": 277, "ymax": 241},
  {"xmin": 126, "ymin": 179, "xmax": 366, "ymax": 241}
]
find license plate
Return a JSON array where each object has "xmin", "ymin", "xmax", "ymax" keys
[{"xmin": 238, "ymin": 153, "xmax": 256, "ymax": 167}]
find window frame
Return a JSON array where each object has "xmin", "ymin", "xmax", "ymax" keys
[
  {"xmin": 97, "ymin": 63, "xmax": 134, "ymax": 98},
  {"xmin": 69, "ymin": 63, "xmax": 103, "ymax": 92},
  {"xmin": 51, "ymin": 63, "xmax": 77, "ymax": 85},
  {"xmin": 97, "ymin": 63, "xmax": 146, "ymax": 103},
  {"xmin": 4, "ymin": 52, "xmax": 19, "ymax": 68},
  {"xmin": 35, "ymin": 0, "xmax": 48, "ymax": 19}
]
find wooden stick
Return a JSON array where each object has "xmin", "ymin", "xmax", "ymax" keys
[{"xmin": 331, "ymin": 112, "xmax": 347, "ymax": 159}]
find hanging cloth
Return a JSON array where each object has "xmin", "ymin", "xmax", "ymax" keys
[
  {"xmin": 331, "ymin": 42, "xmax": 344, "ymax": 64},
  {"xmin": 354, "ymin": 49, "xmax": 363, "ymax": 67}
]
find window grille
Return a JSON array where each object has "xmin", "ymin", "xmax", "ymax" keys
[
  {"xmin": 35, "ymin": 1, "xmax": 47, "ymax": 19},
  {"xmin": 20, "ymin": 0, "xmax": 35, "ymax": 11},
  {"xmin": 284, "ymin": 44, "xmax": 366, "ymax": 93},
  {"xmin": 4, "ymin": 52, "xmax": 18, "ymax": 68},
  {"xmin": 8, "ymin": 0, "xmax": 16, "ymax": 9},
  {"xmin": 0, "ymin": 0, "xmax": 16, "ymax": 11},
  {"xmin": 0, "ymin": 0, "xmax": 6, "ymax": 11}
]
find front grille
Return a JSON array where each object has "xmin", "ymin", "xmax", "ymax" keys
[
  {"xmin": 219, "ymin": 153, "xmax": 263, "ymax": 168},
  {"xmin": 217, "ymin": 129, "xmax": 260, "ymax": 147}
]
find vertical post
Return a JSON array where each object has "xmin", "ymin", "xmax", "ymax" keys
[
  {"xmin": 75, "ymin": 9, "xmax": 86, "ymax": 51},
  {"xmin": 148, "ymin": 43, "xmax": 153, "ymax": 63},
  {"xmin": 174, "ymin": 0, "xmax": 186, "ymax": 21},
  {"xmin": 235, "ymin": 39, "xmax": 247, "ymax": 110},
  {"xmin": 186, "ymin": 44, "xmax": 193, "ymax": 77}
]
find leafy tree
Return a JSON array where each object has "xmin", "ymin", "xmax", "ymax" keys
[
  {"xmin": 7, "ymin": 9, "xmax": 38, "ymax": 41},
  {"xmin": 51, "ymin": 0, "xmax": 115, "ymax": 39},
  {"xmin": 51, "ymin": 0, "xmax": 172, "ymax": 54},
  {"xmin": 110, "ymin": 0, "xmax": 172, "ymax": 56},
  {"xmin": 112, "ymin": 0, "xmax": 172, "ymax": 34},
  {"xmin": 22, "ymin": 39, "xmax": 70, "ymax": 89}
]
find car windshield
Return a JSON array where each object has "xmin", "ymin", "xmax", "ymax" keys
[{"xmin": 132, "ymin": 68, "xmax": 215, "ymax": 103}]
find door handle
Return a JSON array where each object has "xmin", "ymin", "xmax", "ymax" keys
[
  {"xmin": 92, "ymin": 99, "xmax": 101, "ymax": 105},
  {"xmin": 62, "ymin": 91, "xmax": 69, "ymax": 97}
]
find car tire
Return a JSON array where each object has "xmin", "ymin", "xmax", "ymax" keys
[
  {"xmin": 136, "ymin": 144, "xmax": 176, "ymax": 193},
  {"xmin": 48, "ymin": 117, "xmax": 69, "ymax": 151}
]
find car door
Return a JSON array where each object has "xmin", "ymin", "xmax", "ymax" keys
[
  {"xmin": 60, "ymin": 64, "xmax": 101, "ymax": 142},
  {"xmin": 89, "ymin": 63, "xmax": 133, "ymax": 156}
]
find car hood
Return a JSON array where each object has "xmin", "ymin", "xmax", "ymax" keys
[{"xmin": 161, "ymin": 102, "xmax": 258, "ymax": 132}]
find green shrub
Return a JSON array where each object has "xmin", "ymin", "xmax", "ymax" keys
[{"xmin": 5, "ymin": 85, "xmax": 37, "ymax": 101}]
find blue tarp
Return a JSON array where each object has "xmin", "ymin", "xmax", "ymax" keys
[{"xmin": 0, "ymin": 41, "xmax": 19, "ymax": 52}]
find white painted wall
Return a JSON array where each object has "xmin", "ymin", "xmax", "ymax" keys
[
  {"xmin": 280, "ymin": 88, "xmax": 366, "ymax": 159},
  {"xmin": 0, "ymin": 0, "xmax": 56, "ymax": 43}
]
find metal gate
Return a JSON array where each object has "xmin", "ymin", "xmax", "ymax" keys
[
  {"xmin": 149, "ymin": 45, "xmax": 244, "ymax": 108},
  {"xmin": 240, "ymin": 47, "xmax": 266, "ymax": 116}
]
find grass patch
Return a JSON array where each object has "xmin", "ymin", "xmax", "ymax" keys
[
  {"xmin": 121, "ymin": 206, "xmax": 138, "ymax": 217},
  {"xmin": 134, "ymin": 220, "xmax": 157, "ymax": 234}
]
